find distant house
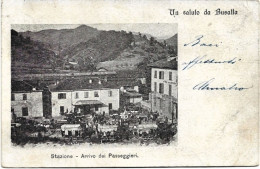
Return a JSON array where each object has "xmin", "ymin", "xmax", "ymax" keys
[
  {"xmin": 121, "ymin": 89, "xmax": 143, "ymax": 104},
  {"xmin": 138, "ymin": 100, "xmax": 152, "ymax": 111},
  {"xmin": 11, "ymin": 81, "xmax": 44, "ymax": 119},
  {"xmin": 114, "ymin": 79, "xmax": 144, "ymax": 106},
  {"xmin": 120, "ymin": 85, "xmax": 139, "ymax": 93},
  {"xmin": 50, "ymin": 78, "xmax": 120, "ymax": 117},
  {"xmin": 112, "ymin": 76, "xmax": 141, "ymax": 93},
  {"xmin": 148, "ymin": 57, "xmax": 178, "ymax": 122}
]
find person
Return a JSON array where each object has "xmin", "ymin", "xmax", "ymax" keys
[
  {"xmin": 38, "ymin": 132, "xmax": 42, "ymax": 141},
  {"xmin": 165, "ymin": 117, "xmax": 168, "ymax": 123}
]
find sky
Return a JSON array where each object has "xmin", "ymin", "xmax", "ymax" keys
[{"xmin": 12, "ymin": 23, "xmax": 178, "ymax": 39}]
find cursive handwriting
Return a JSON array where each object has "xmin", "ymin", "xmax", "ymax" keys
[
  {"xmin": 184, "ymin": 35, "xmax": 221, "ymax": 47},
  {"xmin": 193, "ymin": 78, "xmax": 251, "ymax": 91},
  {"xmin": 182, "ymin": 55, "xmax": 241, "ymax": 70}
]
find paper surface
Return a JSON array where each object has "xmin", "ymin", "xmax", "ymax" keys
[{"xmin": 1, "ymin": 0, "xmax": 259, "ymax": 167}]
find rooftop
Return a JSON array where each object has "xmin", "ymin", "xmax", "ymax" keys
[
  {"xmin": 123, "ymin": 91, "xmax": 142, "ymax": 97},
  {"xmin": 74, "ymin": 100, "xmax": 105, "ymax": 106},
  {"xmin": 50, "ymin": 77, "xmax": 139, "ymax": 91},
  {"xmin": 148, "ymin": 57, "xmax": 178, "ymax": 70},
  {"xmin": 11, "ymin": 80, "xmax": 43, "ymax": 92}
]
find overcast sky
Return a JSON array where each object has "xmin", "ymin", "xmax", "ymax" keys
[{"xmin": 12, "ymin": 23, "xmax": 177, "ymax": 39}]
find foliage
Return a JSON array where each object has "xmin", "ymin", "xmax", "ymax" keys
[{"xmin": 11, "ymin": 26, "xmax": 178, "ymax": 72}]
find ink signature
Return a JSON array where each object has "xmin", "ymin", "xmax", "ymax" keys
[
  {"xmin": 182, "ymin": 55, "xmax": 241, "ymax": 70},
  {"xmin": 184, "ymin": 35, "xmax": 221, "ymax": 47},
  {"xmin": 193, "ymin": 78, "xmax": 251, "ymax": 91}
]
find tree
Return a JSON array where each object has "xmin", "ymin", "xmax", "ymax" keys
[
  {"xmin": 168, "ymin": 46, "xmax": 176, "ymax": 56},
  {"xmin": 150, "ymin": 37, "xmax": 155, "ymax": 46},
  {"xmin": 143, "ymin": 35, "xmax": 147, "ymax": 40},
  {"xmin": 163, "ymin": 40, "xmax": 167, "ymax": 47},
  {"xmin": 25, "ymin": 36, "xmax": 31, "ymax": 44},
  {"xmin": 128, "ymin": 31, "xmax": 135, "ymax": 47}
]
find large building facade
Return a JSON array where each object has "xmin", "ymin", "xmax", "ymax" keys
[
  {"xmin": 11, "ymin": 81, "xmax": 43, "ymax": 119},
  {"xmin": 149, "ymin": 57, "xmax": 178, "ymax": 122},
  {"xmin": 50, "ymin": 78, "xmax": 120, "ymax": 117}
]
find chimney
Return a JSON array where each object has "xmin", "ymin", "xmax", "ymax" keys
[{"xmin": 89, "ymin": 79, "xmax": 92, "ymax": 83}]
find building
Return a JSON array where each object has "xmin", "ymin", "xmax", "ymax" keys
[
  {"xmin": 148, "ymin": 57, "xmax": 178, "ymax": 122},
  {"xmin": 138, "ymin": 100, "xmax": 152, "ymax": 111},
  {"xmin": 11, "ymin": 81, "xmax": 44, "ymax": 119},
  {"xmin": 50, "ymin": 78, "xmax": 120, "ymax": 117},
  {"xmin": 121, "ymin": 89, "xmax": 143, "ymax": 104},
  {"xmin": 116, "ymin": 79, "xmax": 143, "ymax": 107},
  {"xmin": 61, "ymin": 124, "xmax": 82, "ymax": 137}
]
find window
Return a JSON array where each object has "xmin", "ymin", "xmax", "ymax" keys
[
  {"xmin": 168, "ymin": 102, "xmax": 172, "ymax": 115},
  {"xmin": 11, "ymin": 94, "xmax": 15, "ymax": 101},
  {"xmin": 169, "ymin": 84, "xmax": 172, "ymax": 96},
  {"xmin": 95, "ymin": 105, "xmax": 99, "ymax": 111},
  {"xmin": 60, "ymin": 106, "xmax": 64, "ymax": 114},
  {"xmin": 75, "ymin": 131, "xmax": 79, "ymax": 137},
  {"xmin": 23, "ymin": 94, "xmax": 27, "ymax": 100},
  {"xmin": 169, "ymin": 72, "xmax": 172, "ymax": 81},
  {"xmin": 109, "ymin": 103, "xmax": 112, "ymax": 110},
  {"xmin": 154, "ymin": 82, "xmax": 157, "ymax": 92},
  {"xmin": 58, "ymin": 93, "xmax": 66, "ymax": 99},
  {"xmin": 75, "ymin": 92, "xmax": 79, "ymax": 99},
  {"xmin": 153, "ymin": 97, "xmax": 157, "ymax": 106},
  {"xmin": 159, "ymin": 83, "xmax": 164, "ymax": 94},
  {"xmin": 159, "ymin": 99, "xmax": 163, "ymax": 109},
  {"xmin": 154, "ymin": 70, "xmax": 157, "ymax": 78},
  {"xmin": 84, "ymin": 92, "xmax": 89, "ymax": 98},
  {"xmin": 159, "ymin": 71, "xmax": 164, "ymax": 79},
  {"xmin": 22, "ymin": 107, "xmax": 28, "ymax": 116},
  {"xmin": 108, "ymin": 91, "xmax": 113, "ymax": 97},
  {"xmin": 94, "ymin": 91, "xmax": 99, "ymax": 97}
]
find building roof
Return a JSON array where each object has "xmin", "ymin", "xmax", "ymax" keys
[
  {"xmin": 148, "ymin": 57, "xmax": 178, "ymax": 70},
  {"xmin": 123, "ymin": 91, "xmax": 142, "ymax": 97},
  {"xmin": 138, "ymin": 123, "xmax": 158, "ymax": 129},
  {"xmin": 74, "ymin": 100, "xmax": 105, "ymax": 106},
  {"xmin": 50, "ymin": 78, "xmax": 121, "ymax": 91},
  {"xmin": 98, "ymin": 125, "xmax": 117, "ymax": 132},
  {"xmin": 61, "ymin": 124, "xmax": 81, "ymax": 131},
  {"xmin": 11, "ymin": 80, "xmax": 43, "ymax": 92},
  {"xmin": 116, "ymin": 80, "xmax": 140, "ymax": 87}
]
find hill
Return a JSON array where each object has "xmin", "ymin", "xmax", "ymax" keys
[
  {"xmin": 11, "ymin": 29, "xmax": 57, "ymax": 73},
  {"xmin": 63, "ymin": 30, "xmax": 177, "ymax": 71},
  {"xmin": 20, "ymin": 25, "xmax": 99, "ymax": 54},
  {"xmin": 165, "ymin": 34, "xmax": 178, "ymax": 54},
  {"xmin": 13, "ymin": 25, "xmax": 178, "ymax": 72}
]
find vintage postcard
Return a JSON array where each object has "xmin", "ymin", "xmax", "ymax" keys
[{"xmin": 1, "ymin": 0, "xmax": 259, "ymax": 167}]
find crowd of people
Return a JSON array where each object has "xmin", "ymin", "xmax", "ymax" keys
[{"xmin": 11, "ymin": 104, "xmax": 177, "ymax": 146}]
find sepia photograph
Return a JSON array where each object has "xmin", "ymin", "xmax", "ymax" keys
[
  {"xmin": 2, "ymin": 0, "xmax": 259, "ymax": 167},
  {"xmin": 11, "ymin": 24, "xmax": 178, "ymax": 147}
]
